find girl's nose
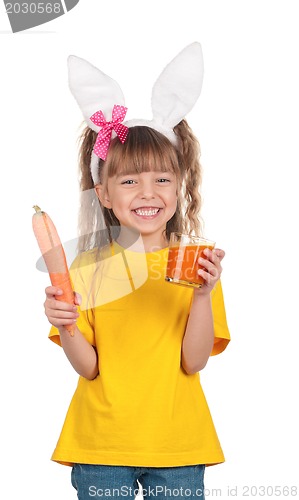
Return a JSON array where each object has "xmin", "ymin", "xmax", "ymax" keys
[
  {"xmin": 139, "ymin": 182, "xmax": 156, "ymax": 199},
  {"xmin": 141, "ymin": 192, "xmax": 156, "ymax": 200}
]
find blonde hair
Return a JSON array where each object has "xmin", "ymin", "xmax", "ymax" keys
[{"xmin": 77, "ymin": 120, "xmax": 203, "ymax": 253}]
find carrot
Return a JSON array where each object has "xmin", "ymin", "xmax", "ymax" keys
[{"xmin": 32, "ymin": 205, "xmax": 75, "ymax": 336}]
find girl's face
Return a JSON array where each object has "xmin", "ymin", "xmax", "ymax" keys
[{"xmin": 96, "ymin": 169, "xmax": 178, "ymax": 248}]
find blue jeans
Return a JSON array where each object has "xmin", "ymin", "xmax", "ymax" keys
[{"xmin": 71, "ymin": 464, "xmax": 205, "ymax": 500}]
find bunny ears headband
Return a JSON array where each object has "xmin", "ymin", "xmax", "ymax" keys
[{"xmin": 68, "ymin": 42, "xmax": 204, "ymax": 184}]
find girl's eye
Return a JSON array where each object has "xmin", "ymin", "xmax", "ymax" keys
[
  {"xmin": 121, "ymin": 179, "xmax": 137, "ymax": 185},
  {"xmin": 157, "ymin": 178, "xmax": 171, "ymax": 183}
]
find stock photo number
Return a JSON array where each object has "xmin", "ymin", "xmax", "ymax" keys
[
  {"xmin": 2, "ymin": 0, "xmax": 79, "ymax": 32},
  {"xmin": 226, "ymin": 485, "xmax": 298, "ymax": 497},
  {"xmin": 5, "ymin": 2, "xmax": 62, "ymax": 14}
]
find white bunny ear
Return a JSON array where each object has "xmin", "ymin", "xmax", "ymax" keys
[
  {"xmin": 67, "ymin": 55, "xmax": 125, "ymax": 132},
  {"xmin": 151, "ymin": 42, "xmax": 204, "ymax": 129}
]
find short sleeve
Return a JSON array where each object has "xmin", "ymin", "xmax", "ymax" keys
[
  {"xmin": 48, "ymin": 251, "xmax": 96, "ymax": 347},
  {"xmin": 210, "ymin": 279, "xmax": 231, "ymax": 355},
  {"xmin": 48, "ymin": 306, "xmax": 95, "ymax": 347}
]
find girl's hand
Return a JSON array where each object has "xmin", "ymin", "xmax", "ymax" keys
[
  {"xmin": 194, "ymin": 248, "xmax": 225, "ymax": 296},
  {"xmin": 44, "ymin": 286, "xmax": 82, "ymax": 328}
]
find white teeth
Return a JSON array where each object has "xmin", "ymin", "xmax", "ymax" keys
[{"xmin": 134, "ymin": 208, "xmax": 159, "ymax": 216}]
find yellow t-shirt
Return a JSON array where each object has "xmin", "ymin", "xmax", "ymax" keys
[{"xmin": 49, "ymin": 243, "xmax": 230, "ymax": 467}]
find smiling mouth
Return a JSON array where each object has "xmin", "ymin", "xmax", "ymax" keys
[{"xmin": 133, "ymin": 208, "xmax": 161, "ymax": 217}]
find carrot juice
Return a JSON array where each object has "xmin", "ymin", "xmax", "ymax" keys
[{"xmin": 165, "ymin": 233, "xmax": 215, "ymax": 288}]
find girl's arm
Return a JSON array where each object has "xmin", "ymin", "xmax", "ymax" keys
[
  {"xmin": 181, "ymin": 248, "xmax": 224, "ymax": 374},
  {"xmin": 45, "ymin": 286, "xmax": 99, "ymax": 380},
  {"xmin": 58, "ymin": 325, "xmax": 99, "ymax": 380},
  {"xmin": 181, "ymin": 294, "xmax": 214, "ymax": 374}
]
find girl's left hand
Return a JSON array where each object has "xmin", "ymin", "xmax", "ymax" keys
[{"xmin": 194, "ymin": 248, "xmax": 225, "ymax": 296}]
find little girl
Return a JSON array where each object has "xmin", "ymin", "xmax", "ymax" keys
[{"xmin": 44, "ymin": 43, "xmax": 230, "ymax": 500}]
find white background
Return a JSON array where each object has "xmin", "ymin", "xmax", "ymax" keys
[{"xmin": 0, "ymin": 1, "xmax": 298, "ymax": 499}]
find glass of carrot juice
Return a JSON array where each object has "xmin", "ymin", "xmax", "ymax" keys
[{"xmin": 165, "ymin": 233, "xmax": 216, "ymax": 288}]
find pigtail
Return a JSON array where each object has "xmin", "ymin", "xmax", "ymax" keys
[
  {"xmin": 78, "ymin": 125, "xmax": 97, "ymax": 191},
  {"xmin": 77, "ymin": 125, "xmax": 102, "ymax": 253},
  {"xmin": 174, "ymin": 120, "xmax": 203, "ymax": 236}
]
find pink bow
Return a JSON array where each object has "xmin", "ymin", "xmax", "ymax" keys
[{"xmin": 90, "ymin": 104, "xmax": 129, "ymax": 161}]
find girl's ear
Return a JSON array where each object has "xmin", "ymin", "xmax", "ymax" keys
[{"xmin": 94, "ymin": 185, "xmax": 112, "ymax": 209}]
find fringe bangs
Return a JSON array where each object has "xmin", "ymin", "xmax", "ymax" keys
[{"xmin": 104, "ymin": 127, "xmax": 181, "ymax": 179}]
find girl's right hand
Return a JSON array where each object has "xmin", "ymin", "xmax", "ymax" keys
[{"xmin": 44, "ymin": 286, "xmax": 81, "ymax": 328}]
